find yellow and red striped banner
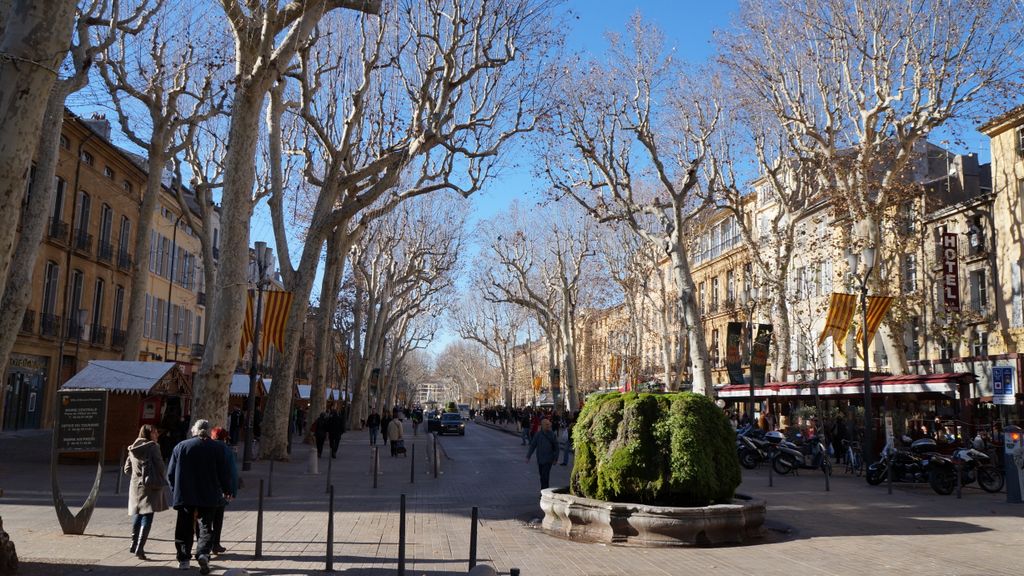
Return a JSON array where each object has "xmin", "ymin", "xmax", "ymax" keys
[
  {"xmin": 336, "ymin": 352, "xmax": 348, "ymax": 377},
  {"xmin": 259, "ymin": 290, "xmax": 294, "ymax": 358},
  {"xmin": 239, "ymin": 290, "xmax": 254, "ymax": 360},
  {"xmin": 855, "ymin": 296, "xmax": 895, "ymax": 359},
  {"xmin": 818, "ymin": 292, "xmax": 858, "ymax": 350}
]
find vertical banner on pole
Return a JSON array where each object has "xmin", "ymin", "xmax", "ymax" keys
[
  {"xmin": 725, "ymin": 322, "xmax": 744, "ymax": 385},
  {"xmin": 750, "ymin": 324, "xmax": 774, "ymax": 387}
]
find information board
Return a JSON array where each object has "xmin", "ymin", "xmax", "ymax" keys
[
  {"xmin": 993, "ymin": 366, "xmax": 1016, "ymax": 406},
  {"xmin": 56, "ymin": 389, "xmax": 108, "ymax": 452}
]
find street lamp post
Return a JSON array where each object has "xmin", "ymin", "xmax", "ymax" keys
[
  {"xmin": 242, "ymin": 241, "xmax": 273, "ymax": 472},
  {"xmin": 739, "ymin": 286, "xmax": 759, "ymax": 422},
  {"xmin": 847, "ymin": 246, "xmax": 878, "ymax": 465}
]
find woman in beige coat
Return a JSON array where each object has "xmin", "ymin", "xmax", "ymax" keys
[{"xmin": 124, "ymin": 424, "xmax": 170, "ymax": 560}]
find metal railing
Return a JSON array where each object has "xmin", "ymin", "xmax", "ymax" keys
[
  {"xmin": 191, "ymin": 343, "xmax": 205, "ymax": 357},
  {"xmin": 65, "ymin": 319, "xmax": 84, "ymax": 341},
  {"xmin": 117, "ymin": 250, "xmax": 132, "ymax": 271},
  {"xmin": 97, "ymin": 240, "xmax": 114, "ymax": 263},
  {"xmin": 48, "ymin": 218, "xmax": 69, "ymax": 242},
  {"xmin": 40, "ymin": 313, "xmax": 60, "ymax": 338},
  {"xmin": 20, "ymin": 309, "xmax": 34, "ymax": 334},
  {"xmin": 90, "ymin": 325, "xmax": 107, "ymax": 346},
  {"xmin": 112, "ymin": 328, "xmax": 127, "ymax": 349},
  {"xmin": 72, "ymin": 228, "xmax": 93, "ymax": 255}
]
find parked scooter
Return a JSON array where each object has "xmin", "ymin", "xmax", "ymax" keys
[
  {"xmin": 866, "ymin": 438, "xmax": 936, "ymax": 486},
  {"xmin": 737, "ymin": 428, "xmax": 772, "ymax": 470},
  {"xmin": 928, "ymin": 447, "xmax": 1004, "ymax": 495},
  {"xmin": 770, "ymin": 431, "xmax": 832, "ymax": 476}
]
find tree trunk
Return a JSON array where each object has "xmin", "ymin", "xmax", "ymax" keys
[
  {"xmin": 772, "ymin": 294, "xmax": 792, "ymax": 383},
  {"xmin": 122, "ymin": 139, "xmax": 167, "ymax": 361},
  {"xmin": 305, "ymin": 227, "xmax": 346, "ymax": 442},
  {"xmin": 0, "ymin": 91, "xmax": 67, "ymax": 369},
  {"xmin": 0, "ymin": 0, "xmax": 76, "ymax": 301},
  {"xmin": 670, "ymin": 250, "xmax": 711, "ymax": 396},
  {"xmin": 560, "ymin": 312, "xmax": 580, "ymax": 412},
  {"xmin": 192, "ymin": 91, "xmax": 262, "ymax": 428},
  {"xmin": 347, "ymin": 282, "xmax": 365, "ymax": 430}
]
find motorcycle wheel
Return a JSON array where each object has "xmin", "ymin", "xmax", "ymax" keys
[
  {"xmin": 739, "ymin": 449, "xmax": 759, "ymax": 470},
  {"xmin": 866, "ymin": 465, "xmax": 884, "ymax": 486},
  {"xmin": 978, "ymin": 467, "xmax": 1005, "ymax": 493},
  {"xmin": 772, "ymin": 454, "xmax": 794, "ymax": 475},
  {"xmin": 929, "ymin": 468, "xmax": 956, "ymax": 496}
]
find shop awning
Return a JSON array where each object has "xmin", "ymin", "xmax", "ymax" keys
[
  {"xmin": 230, "ymin": 374, "xmax": 266, "ymax": 397},
  {"xmin": 715, "ymin": 372, "xmax": 975, "ymax": 399},
  {"xmin": 296, "ymin": 384, "xmax": 345, "ymax": 401},
  {"xmin": 61, "ymin": 361, "xmax": 190, "ymax": 396}
]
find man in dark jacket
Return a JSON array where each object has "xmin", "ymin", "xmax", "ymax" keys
[
  {"xmin": 326, "ymin": 406, "xmax": 346, "ymax": 458},
  {"xmin": 167, "ymin": 419, "xmax": 232, "ymax": 574}
]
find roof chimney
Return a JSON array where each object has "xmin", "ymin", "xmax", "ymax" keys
[{"xmin": 83, "ymin": 113, "xmax": 111, "ymax": 140}]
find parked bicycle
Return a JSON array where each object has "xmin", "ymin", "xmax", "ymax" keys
[{"xmin": 842, "ymin": 439, "xmax": 863, "ymax": 476}]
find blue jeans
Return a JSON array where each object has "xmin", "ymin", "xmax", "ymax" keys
[
  {"xmin": 131, "ymin": 512, "xmax": 153, "ymax": 554},
  {"xmin": 369, "ymin": 426, "xmax": 379, "ymax": 445},
  {"xmin": 537, "ymin": 461, "xmax": 554, "ymax": 489},
  {"xmin": 520, "ymin": 428, "xmax": 529, "ymax": 445}
]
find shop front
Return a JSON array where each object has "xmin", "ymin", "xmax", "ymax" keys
[{"xmin": 2, "ymin": 353, "xmax": 50, "ymax": 430}]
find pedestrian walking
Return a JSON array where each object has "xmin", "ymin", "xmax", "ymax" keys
[
  {"xmin": 519, "ymin": 411, "xmax": 530, "ymax": 445},
  {"xmin": 387, "ymin": 416, "xmax": 404, "ymax": 457},
  {"xmin": 367, "ymin": 411, "xmax": 381, "ymax": 445},
  {"xmin": 560, "ymin": 414, "xmax": 575, "ymax": 466},
  {"xmin": 327, "ymin": 406, "xmax": 345, "ymax": 458},
  {"xmin": 313, "ymin": 410, "xmax": 329, "ymax": 458},
  {"xmin": 167, "ymin": 419, "xmax": 232, "ymax": 574},
  {"xmin": 124, "ymin": 424, "xmax": 170, "ymax": 561},
  {"xmin": 209, "ymin": 427, "xmax": 238, "ymax": 556},
  {"xmin": 412, "ymin": 410, "xmax": 422, "ymax": 436},
  {"xmin": 525, "ymin": 418, "xmax": 559, "ymax": 490},
  {"xmin": 381, "ymin": 411, "xmax": 392, "ymax": 446}
]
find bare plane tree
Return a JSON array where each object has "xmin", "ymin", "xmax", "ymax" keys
[
  {"xmin": 542, "ymin": 16, "xmax": 719, "ymax": 395},
  {"xmin": 453, "ymin": 290, "xmax": 525, "ymax": 407},
  {"xmin": 720, "ymin": 0, "xmax": 1024, "ymax": 373}
]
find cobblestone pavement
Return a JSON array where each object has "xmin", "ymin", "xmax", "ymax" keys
[{"xmin": 1, "ymin": 420, "xmax": 1022, "ymax": 575}]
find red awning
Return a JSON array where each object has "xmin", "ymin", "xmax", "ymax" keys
[{"xmin": 716, "ymin": 372, "xmax": 975, "ymax": 399}]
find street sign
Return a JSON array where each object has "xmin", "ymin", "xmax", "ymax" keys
[
  {"xmin": 993, "ymin": 366, "xmax": 1016, "ymax": 405},
  {"xmin": 56, "ymin": 389, "xmax": 108, "ymax": 453}
]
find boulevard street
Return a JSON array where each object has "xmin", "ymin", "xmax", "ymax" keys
[{"xmin": 2, "ymin": 420, "xmax": 1022, "ymax": 575}]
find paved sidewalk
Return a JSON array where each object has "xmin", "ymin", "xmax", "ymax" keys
[{"xmin": 2, "ymin": 421, "xmax": 1023, "ymax": 575}]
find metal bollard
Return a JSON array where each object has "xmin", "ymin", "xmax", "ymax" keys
[
  {"xmin": 255, "ymin": 479, "xmax": 264, "ymax": 559},
  {"xmin": 373, "ymin": 447, "xmax": 379, "ymax": 489},
  {"xmin": 410, "ymin": 444, "xmax": 416, "ymax": 484},
  {"xmin": 469, "ymin": 506, "xmax": 478, "ymax": 570},
  {"xmin": 398, "ymin": 494, "xmax": 406, "ymax": 576},
  {"xmin": 307, "ymin": 444, "xmax": 319, "ymax": 475},
  {"xmin": 433, "ymin": 435, "xmax": 439, "ymax": 479},
  {"xmin": 326, "ymin": 450, "xmax": 333, "ymax": 494},
  {"xmin": 825, "ymin": 459, "xmax": 830, "ymax": 492},
  {"xmin": 326, "ymin": 484, "xmax": 335, "ymax": 572},
  {"xmin": 115, "ymin": 447, "xmax": 125, "ymax": 495},
  {"xmin": 955, "ymin": 461, "xmax": 962, "ymax": 499},
  {"xmin": 768, "ymin": 447, "xmax": 774, "ymax": 487},
  {"xmin": 887, "ymin": 452, "xmax": 893, "ymax": 495},
  {"xmin": 268, "ymin": 459, "xmax": 274, "ymax": 498}
]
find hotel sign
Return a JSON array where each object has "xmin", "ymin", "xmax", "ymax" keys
[{"xmin": 941, "ymin": 232, "xmax": 960, "ymax": 311}]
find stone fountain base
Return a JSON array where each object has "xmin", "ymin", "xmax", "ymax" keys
[{"xmin": 540, "ymin": 488, "xmax": 765, "ymax": 547}]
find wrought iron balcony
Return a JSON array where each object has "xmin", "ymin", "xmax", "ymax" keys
[
  {"xmin": 65, "ymin": 319, "xmax": 84, "ymax": 341},
  {"xmin": 90, "ymin": 325, "xmax": 107, "ymax": 346},
  {"xmin": 191, "ymin": 343, "xmax": 205, "ymax": 358},
  {"xmin": 72, "ymin": 228, "xmax": 93, "ymax": 255},
  {"xmin": 97, "ymin": 240, "xmax": 114, "ymax": 263},
  {"xmin": 111, "ymin": 328, "xmax": 127, "ymax": 349},
  {"xmin": 20, "ymin": 309, "xmax": 34, "ymax": 334},
  {"xmin": 40, "ymin": 313, "xmax": 60, "ymax": 339},
  {"xmin": 117, "ymin": 250, "xmax": 132, "ymax": 271},
  {"xmin": 48, "ymin": 218, "xmax": 69, "ymax": 242}
]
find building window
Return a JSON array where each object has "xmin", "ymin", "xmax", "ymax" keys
[
  {"xmin": 711, "ymin": 277, "xmax": 719, "ymax": 310},
  {"xmin": 75, "ymin": 190, "xmax": 91, "ymax": 236},
  {"xmin": 902, "ymin": 254, "xmax": 917, "ymax": 294},
  {"xmin": 119, "ymin": 216, "xmax": 131, "ymax": 257},
  {"xmin": 969, "ymin": 269, "xmax": 988, "ymax": 314},
  {"xmin": 113, "ymin": 285, "xmax": 125, "ymax": 331},
  {"xmin": 103, "ymin": 166, "xmax": 115, "ymax": 179},
  {"xmin": 69, "ymin": 269, "xmax": 84, "ymax": 332},
  {"xmin": 42, "ymin": 261, "xmax": 59, "ymax": 315},
  {"xmin": 726, "ymin": 270, "xmax": 735, "ymax": 305},
  {"xmin": 967, "ymin": 216, "xmax": 985, "ymax": 255},
  {"xmin": 80, "ymin": 150, "xmax": 93, "ymax": 166},
  {"xmin": 906, "ymin": 316, "xmax": 921, "ymax": 361},
  {"xmin": 60, "ymin": 134, "xmax": 70, "ymax": 150},
  {"xmin": 99, "ymin": 203, "xmax": 113, "ymax": 247},
  {"xmin": 51, "ymin": 178, "xmax": 66, "ymax": 222},
  {"xmin": 1017, "ymin": 127, "xmax": 1024, "ymax": 157},
  {"xmin": 92, "ymin": 279, "xmax": 104, "ymax": 329},
  {"xmin": 972, "ymin": 331, "xmax": 989, "ymax": 357}
]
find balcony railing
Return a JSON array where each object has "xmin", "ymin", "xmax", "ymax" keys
[
  {"xmin": 65, "ymin": 320, "xmax": 84, "ymax": 341},
  {"xmin": 20, "ymin": 309, "xmax": 34, "ymax": 334},
  {"xmin": 48, "ymin": 218, "xmax": 68, "ymax": 242},
  {"xmin": 90, "ymin": 325, "xmax": 107, "ymax": 346},
  {"xmin": 97, "ymin": 240, "xmax": 114, "ymax": 263},
  {"xmin": 111, "ymin": 328, "xmax": 127, "ymax": 349},
  {"xmin": 197, "ymin": 291, "xmax": 206, "ymax": 306},
  {"xmin": 117, "ymin": 250, "xmax": 132, "ymax": 271},
  {"xmin": 72, "ymin": 229, "xmax": 93, "ymax": 255},
  {"xmin": 191, "ymin": 343, "xmax": 205, "ymax": 358},
  {"xmin": 40, "ymin": 313, "xmax": 60, "ymax": 338}
]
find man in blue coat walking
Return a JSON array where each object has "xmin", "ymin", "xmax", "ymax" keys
[{"xmin": 167, "ymin": 419, "xmax": 232, "ymax": 574}]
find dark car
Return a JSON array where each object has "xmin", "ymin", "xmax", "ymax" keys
[
  {"xmin": 438, "ymin": 413, "xmax": 465, "ymax": 436},
  {"xmin": 426, "ymin": 411, "xmax": 442, "ymax": 433}
]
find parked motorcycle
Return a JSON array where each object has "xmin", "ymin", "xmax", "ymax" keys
[
  {"xmin": 866, "ymin": 438, "xmax": 937, "ymax": 486},
  {"xmin": 737, "ymin": 428, "xmax": 772, "ymax": 470},
  {"xmin": 771, "ymin": 432, "xmax": 832, "ymax": 476},
  {"xmin": 928, "ymin": 447, "xmax": 1004, "ymax": 495}
]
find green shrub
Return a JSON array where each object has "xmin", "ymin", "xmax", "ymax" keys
[
  {"xmin": 445, "ymin": 401, "xmax": 458, "ymax": 413},
  {"xmin": 569, "ymin": 392, "xmax": 740, "ymax": 507}
]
